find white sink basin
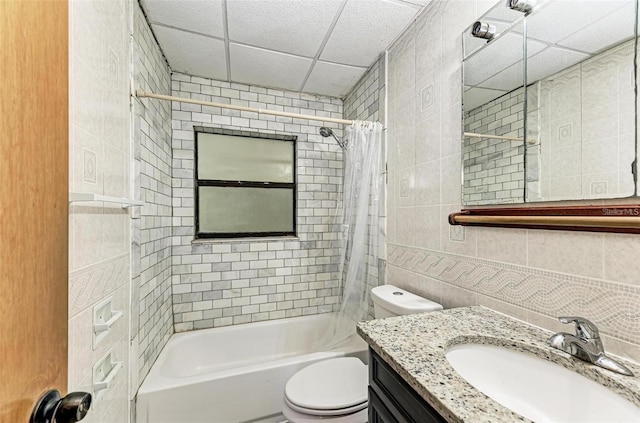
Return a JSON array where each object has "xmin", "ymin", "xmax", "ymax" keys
[{"xmin": 446, "ymin": 344, "xmax": 640, "ymax": 423}]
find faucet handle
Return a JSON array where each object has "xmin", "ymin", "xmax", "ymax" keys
[{"xmin": 558, "ymin": 316, "xmax": 600, "ymax": 340}]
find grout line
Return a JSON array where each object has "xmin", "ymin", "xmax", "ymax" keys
[
  {"xmin": 226, "ymin": 40, "xmax": 316, "ymax": 60},
  {"xmin": 384, "ymin": 0, "xmax": 423, "ymax": 10},
  {"xmin": 136, "ymin": 1, "xmax": 172, "ymax": 71},
  {"xmin": 150, "ymin": 22, "xmax": 225, "ymax": 41},
  {"xmin": 297, "ymin": 0, "xmax": 348, "ymax": 93}
]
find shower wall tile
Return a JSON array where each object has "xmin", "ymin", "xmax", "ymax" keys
[
  {"xmin": 343, "ymin": 58, "xmax": 384, "ymax": 124},
  {"xmin": 68, "ymin": 277, "xmax": 129, "ymax": 389},
  {"xmin": 384, "ymin": 0, "xmax": 640, "ymax": 363},
  {"xmin": 171, "ymin": 73, "xmax": 344, "ymax": 332},
  {"xmin": 68, "ymin": 0, "xmax": 132, "ymax": 420},
  {"xmin": 133, "ymin": 2, "xmax": 174, "ymax": 388}
]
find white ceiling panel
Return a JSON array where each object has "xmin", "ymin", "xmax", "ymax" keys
[
  {"xmin": 141, "ymin": 0, "xmax": 426, "ymax": 97},
  {"xmin": 464, "ymin": 87, "xmax": 508, "ymax": 111},
  {"xmin": 320, "ymin": 0, "xmax": 419, "ymax": 67},
  {"xmin": 526, "ymin": 47, "xmax": 590, "ymax": 83},
  {"xmin": 226, "ymin": 0, "xmax": 344, "ymax": 57},
  {"xmin": 153, "ymin": 25, "xmax": 227, "ymax": 80},
  {"xmin": 465, "ymin": 33, "xmax": 545, "ymax": 86},
  {"xmin": 526, "ymin": 1, "xmax": 628, "ymax": 47},
  {"xmin": 400, "ymin": 0, "xmax": 432, "ymax": 6},
  {"xmin": 477, "ymin": 60, "xmax": 524, "ymax": 91},
  {"xmin": 303, "ymin": 61, "xmax": 368, "ymax": 98},
  {"xmin": 558, "ymin": 2, "xmax": 635, "ymax": 54},
  {"xmin": 229, "ymin": 43, "xmax": 313, "ymax": 92},
  {"xmin": 142, "ymin": 0, "xmax": 224, "ymax": 38}
]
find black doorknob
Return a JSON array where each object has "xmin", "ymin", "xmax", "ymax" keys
[{"xmin": 30, "ymin": 390, "xmax": 92, "ymax": 423}]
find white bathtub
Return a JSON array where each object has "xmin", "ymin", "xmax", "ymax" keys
[{"xmin": 136, "ymin": 314, "xmax": 368, "ymax": 423}]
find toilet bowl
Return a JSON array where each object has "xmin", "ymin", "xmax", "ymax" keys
[{"xmin": 282, "ymin": 285, "xmax": 443, "ymax": 423}]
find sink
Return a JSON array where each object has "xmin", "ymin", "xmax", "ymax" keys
[{"xmin": 445, "ymin": 344, "xmax": 640, "ymax": 423}]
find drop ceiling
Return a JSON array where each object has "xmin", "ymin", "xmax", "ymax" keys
[
  {"xmin": 463, "ymin": 0, "xmax": 635, "ymax": 110},
  {"xmin": 141, "ymin": 0, "xmax": 431, "ymax": 99}
]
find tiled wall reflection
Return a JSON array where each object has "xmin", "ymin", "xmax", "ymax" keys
[
  {"xmin": 537, "ymin": 40, "xmax": 635, "ymax": 200},
  {"xmin": 463, "ymin": 87, "xmax": 525, "ymax": 205}
]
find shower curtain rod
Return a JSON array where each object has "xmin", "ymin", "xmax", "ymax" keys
[{"xmin": 135, "ymin": 90, "xmax": 361, "ymax": 125}]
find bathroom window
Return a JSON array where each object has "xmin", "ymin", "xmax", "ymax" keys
[{"xmin": 195, "ymin": 128, "xmax": 296, "ymax": 239}]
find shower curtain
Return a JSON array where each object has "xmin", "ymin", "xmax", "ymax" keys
[{"xmin": 316, "ymin": 120, "xmax": 384, "ymax": 349}]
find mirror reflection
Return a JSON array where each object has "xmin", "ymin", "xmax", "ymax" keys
[{"xmin": 462, "ymin": 0, "xmax": 638, "ymax": 206}]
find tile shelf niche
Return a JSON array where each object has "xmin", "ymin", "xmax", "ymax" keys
[
  {"xmin": 69, "ymin": 192, "xmax": 144, "ymax": 209},
  {"xmin": 449, "ymin": 205, "xmax": 640, "ymax": 234}
]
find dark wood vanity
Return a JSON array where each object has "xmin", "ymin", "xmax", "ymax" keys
[{"xmin": 368, "ymin": 349, "xmax": 447, "ymax": 423}]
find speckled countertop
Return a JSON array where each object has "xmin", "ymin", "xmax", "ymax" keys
[{"xmin": 357, "ymin": 306, "xmax": 640, "ymax": 423}]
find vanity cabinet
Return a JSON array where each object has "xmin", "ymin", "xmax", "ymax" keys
[{"xmin": 368, "ymin": 349, "xmax": 447, "ymax": 423}]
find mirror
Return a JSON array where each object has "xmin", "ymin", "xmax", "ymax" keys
[{"xmin": 462, "ymin": 0, "xmax": 638, "ymax": 206}]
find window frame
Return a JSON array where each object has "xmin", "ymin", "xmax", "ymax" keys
[{"xmin": 194, "ymin": 127, "xmax": 297, "ymax": 239}]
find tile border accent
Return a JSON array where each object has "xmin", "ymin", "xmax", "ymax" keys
[
  {"xmin": 387, "ymin": 243, "xmax": 640, "ymax": 344},
  {"xmin": 69, "ymin": 253, "xmax": 130, "ymax": 318}
]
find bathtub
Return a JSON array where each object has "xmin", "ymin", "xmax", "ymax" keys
[{"xmin": 136, "ymin": 313, "xmax": 368, "ymax": 423}]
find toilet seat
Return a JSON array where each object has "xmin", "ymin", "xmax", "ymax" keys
[
  {"xmin": 284, "ymin": 395, "xmax": 367, "ymax": 416},
  {"xmin": 282, "ymin": 401, "xmax": 368, "ymax": 423},
  {"xmin": 284, "ymin": 357, "xmax": 368, "ymax": 417}
]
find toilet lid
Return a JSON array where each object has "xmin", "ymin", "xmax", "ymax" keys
[
  {"xmin": 285, "ymin": 358, "xmax": 368, "ymax": 411},
  {"xmin": 284, "ymin": 395, "xmax": 368, "ymax": 417}
]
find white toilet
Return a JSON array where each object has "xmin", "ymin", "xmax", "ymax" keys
[{"xmin": 282, "ymin": 285, "xmax": 443, "ymax": 423}]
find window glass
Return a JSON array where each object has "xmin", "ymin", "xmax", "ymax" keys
[
  {"xmin": 198, "ymin": 186, "xmax": 294, "ymax": 233},
  {"xmin": 195, "ymin": 130, "xmax": 296, "ymax": 238},
  {"xmin": 198, "ymin": 133, "xmax": 294, "ymax": 183}
]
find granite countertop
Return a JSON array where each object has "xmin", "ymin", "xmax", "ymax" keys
[{"xmin": 357, "ymin": 306, "xmax": 640, "ymax": 423}]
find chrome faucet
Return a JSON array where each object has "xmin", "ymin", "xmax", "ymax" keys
[{"xmin": 547, "ymin": 316, "xmax": 634, "ymax": 377}]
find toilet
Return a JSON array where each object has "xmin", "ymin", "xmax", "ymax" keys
[{"xmin": 282, "ymin": 285, "xmax": 443, "ymax": 423}]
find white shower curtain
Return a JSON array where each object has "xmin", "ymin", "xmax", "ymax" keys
[{"xmin": 315, "ymin": 120, "xmax": 384, "ymax": 349}]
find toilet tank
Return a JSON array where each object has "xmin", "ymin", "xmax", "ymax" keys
[{"xmin": 371, "ymin": 285, "xmax": 443, "ymax": 318}]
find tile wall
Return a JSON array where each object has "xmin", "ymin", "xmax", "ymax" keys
[
  {"xmin": 131, "ymin": 2, "xmax": 174, "ymax": 393},
  {"xmin": 69, "ymin": 1, "xmax": 176, "ymax": 421},
  {"xmin": 170, "ymin": 74, "xmax": 346, "ymax": 331},
  {"xmin": 343, "ymin": 57, "xmax": 385, "ymax": 123},
  {"xmin": 68, "ymin": 0, "xmax": 132, "ymax": 421},
  {"xmin": 386, "ymin": 0, "xmax": 640, "ymax": 362}
]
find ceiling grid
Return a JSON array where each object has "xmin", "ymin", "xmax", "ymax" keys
[{"xmin": 141, "ymin": 0, "xmax": 430, "ymax": 98}]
